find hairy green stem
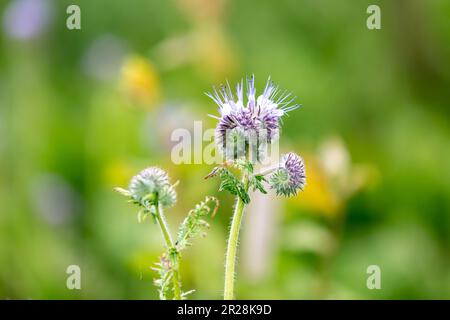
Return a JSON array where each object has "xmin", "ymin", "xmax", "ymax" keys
[
  {"xmin": 154, "ymin": 203, "xmax": 181, "ymax": 300},
  {"xmin": 224, "ymin": 176, "xmax": 250, "ymax": 300}
]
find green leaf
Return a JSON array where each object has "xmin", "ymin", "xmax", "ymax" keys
[
  {"xmin": 176, "ymin": 197, "xmax": 219, "ymax": 252},
  {"xmin": 152, "ymin": 254, "xmax": 174, "ymax": 300},
  {"xmin": 181, "ymin": 289, "xmax": 195, "ymax": 300},
  {"xmin": 114, "ymin": 187, "xmax": 131, "ymax": 197},
  {"xmin": 235, "ymin": 159, "xmax": 253, "ymax": 174},
  {"xmin": 250, "ymin": 174, "xmax": 268, "ymax": 194},
  {"xmin": 137, "ymin": 209, "xmax": 148, "ymax": 223},
  {"xmin": 217, "ymin": 168, "xmax": 251, "ymax": 203}
]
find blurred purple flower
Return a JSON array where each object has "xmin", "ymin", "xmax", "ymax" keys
[
  {"xmin": 30, "ymin": 173, "xmax": 81, "ymax": 226},
  {"xmin": 3, "ymin": 0, "xmax": 53, "ymax": 40}
]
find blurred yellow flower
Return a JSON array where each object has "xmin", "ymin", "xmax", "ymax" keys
[
  {"xmin": 290, "ymin": 155, "xmax": 342, "ymax": 217},
  {"xmin": 120, "ymin": 55, "xmax": 161, "ymax": 108},
  {"xmin": 290, "ymin": 137, "xmax": 376, "ymax": 218}
]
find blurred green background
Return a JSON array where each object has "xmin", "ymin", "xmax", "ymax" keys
[{"xmin": 0, "ymin": 0, "xmax": 449, "ymax": 299}]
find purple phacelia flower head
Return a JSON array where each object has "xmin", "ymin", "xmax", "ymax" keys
[
  {"xmin": 207, "ymin": 75, "xmax": 299, "ymax": 162},
  {"xmin": 269, "ymin": 152, "xmax": 306, "ymax": 196}
]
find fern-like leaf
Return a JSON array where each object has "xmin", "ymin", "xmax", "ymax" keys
[
  {"xmin": 250, "ymin": 174, "xmax": 268, "ymax": 194},
  {"xmin": 152, "ymin": 254, "xmax": 173, "ymax": 300},
  {"xmin": 176, "ymin": 196, "xmax": 219, "ymax": 251},
  {"xmin": 217, "ymin": 168, "xmax": 250, "ymax": 204}
]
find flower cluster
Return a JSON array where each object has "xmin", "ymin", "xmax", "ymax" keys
[
  {"xmin": 269, "ymin": 152, "xmax": 306, "ymax": 196},
  {"xmin": 208, "ymin": 75, "xmax": 299, "ymax": 162},
  {"xmin": 116, "ymin": 167, "xmax": 177, "ymax": 210},
  {"xmin": 208, "ymin": 76, "xmax": 306, "ymax": 197},
  {"xmin": 130, "ymin": 167, "xmax": 177, "ymax": 208}
]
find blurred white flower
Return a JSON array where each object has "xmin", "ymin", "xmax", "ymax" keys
[{"xmin": 318, "ymin": 137, "xmax": 350, "ymax": 179}]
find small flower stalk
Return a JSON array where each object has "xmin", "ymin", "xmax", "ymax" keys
[
  {"xmin": 206, "ymin": 76, "xmax": 306, "ymax": 299},
  {"xmin": 115, "ymin": 167, "xmax": 218, "ymax": 300}
]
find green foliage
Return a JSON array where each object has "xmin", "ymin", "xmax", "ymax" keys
[
  {"xmin": 152, "ymin": 254, "xmax": 173, "ymax": 300},
  {"xmin": 114, "ymin": 187, "xmax": 156, "ymax": 223},
  {"xmin": 176, "ymin": 196, "xmax": 219, "ymax": 251},
  {"xmin": 206, "ymin": 160, "xmax": 268, "ymax": 204},
  {"xmin": 152, "ymin": 197, "xmax": 219, "ymax": 299},
  {"xmin": 218, "ymin": 168, "xmax": 251, "ymax": 204},
  {"xmin": 116, "ymin": 177, "xmax": 218, "ymax": 299},
  {"xmin": 235, "ymin": 159, "xmax": 254, "ymax": 174},
  {"xmin": 250, "ymin": 174, "xmax": 268, "ymax": 194}
]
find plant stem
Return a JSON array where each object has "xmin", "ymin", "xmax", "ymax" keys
[
  {"xmin": 171, "ymin": 266, "xmax": 182, "ymax": 300},
  {"xmin": 224, "ymin": 176, "xmax": 250, "ymax": 300},
  {"xmin": 154, "ymin": 203, "xmax": 182, "ymax": 300},
  {"xmin": 154, "ymin": 204, "xmax": 173, "ymax": 247}
]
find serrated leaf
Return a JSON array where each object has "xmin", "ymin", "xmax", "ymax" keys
[
  {"xmin": 235, "ymin": 159, "xmax": 253, "ymax": 173},
  {"xmin": 176, "ymin": 196, "xmax": 219, "ymax": 252},
  {"xmin": 217, "ymin": 168, "xmax": 250, "ymax": 203},
  {"xmin": 152, "ymin": 255, "xmax": 174, "ymax": 300},
  {"xmin": 250, "ymin": 174, "xmax": 268, "ymax": 194}
]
